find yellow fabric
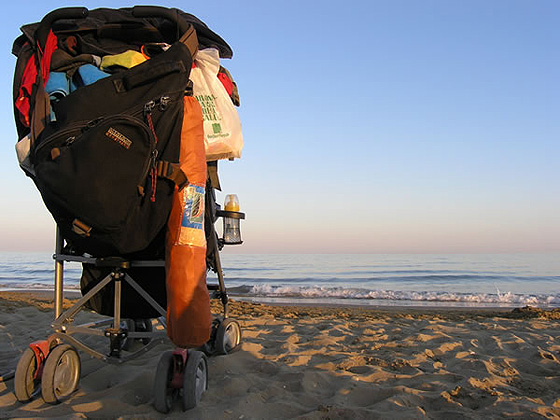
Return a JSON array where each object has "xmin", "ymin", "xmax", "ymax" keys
[{"xmin": 100, "ymin": 50, "xmax": 147, "ymax": 71}]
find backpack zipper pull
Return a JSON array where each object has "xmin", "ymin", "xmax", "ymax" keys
[
  {"xmin": 158, "ymin": 96, "xmax": 170, "ymax": 111},
  {"xmin": 144, "ymin": 100, "xmax": 156, "ymax": 116},
  {"xmin": 83, "ymin": 118, "xmax": 102, "ymax": 131},
  {"xmin": 149, "ymin": 149, "xmax": 159, "ymax": 202},
  {"xmin": 143, "ymin": 100, "xmax": 159, "ymax": 203},
  {"xmin": 150, "ymin": 149, "xmax": 159, "ymax": 166}
]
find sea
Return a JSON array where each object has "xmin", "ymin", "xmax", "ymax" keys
[{"xmin": 0, "ymin": 252, "xmax": 558, "ymax": 309}]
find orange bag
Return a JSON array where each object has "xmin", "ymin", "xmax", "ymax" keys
[{"xmin": 165, "ymin": 96, "xmax": 211, "ymax": 348}]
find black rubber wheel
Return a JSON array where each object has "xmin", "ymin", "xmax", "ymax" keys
[
  {"xmin": 198, "ymin": 341, "xmax": 214, "ymax": 357},
  {"xmin": 182, "ymin": 350, "xmax": 208, "ymax": 411},
  {"xmin": 153, "ymin": 350, "xmax": 175, "ymax": 414},
  {"xmin": 14, "ymin": 348, "xmax": 41, "ymax": 402},
  {"xmin": 41, "ymin": 344, "xmax": 81, "ymax": 404},
  {"xmin": 136, "ymin": 319, "xmax": 153, "ymax": 345},
  {"xmin": 121, "ymin": 319, "xmax": 136, "ymax": 351},
  {"xmin": 122, "ymin": 319, "xmax": 153, "ymax": 351},
  {"xmin": 215, "ymin": 318, "xmax": 242, "ymax": 355},
  {"xmin": 199, "ymin": 318, "xmax": 221, "ymax": 356}
]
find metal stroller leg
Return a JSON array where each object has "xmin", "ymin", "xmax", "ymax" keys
[
  {"xmin": 54, "ymin": 228, "xmax": 64, "ymax": 319},
  {"xmin": 209, "ymin": 231, "xmax": 229, "ymax": 318},
  {"xmin": 113, "ymin": 274, "xmax": 122, "ymax": 329},
  {"xmin": 52, "ymin": 271, "xmax": 115, "ymax": 330},
  {"xmin": 107, "ymin": 271, "xmax": 125, "ymax": 357},
  {"xmin": 197, "ymin": 179, "xmax": 243, "ymax": 357},
  {"xmin": 209, "ymin": 234, "xmax": 242, "ymax": 354}
]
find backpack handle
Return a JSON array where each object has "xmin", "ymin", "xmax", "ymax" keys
[
  {"xmin": 36, "ymin": 7, "xmax": 89, "ymax": 50},
  {"xmin": 132, "ymin": 6, "xmax": 191, "ymax": 38}
]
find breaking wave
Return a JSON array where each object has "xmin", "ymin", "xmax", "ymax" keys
[{"xmin": 231, "ymin": 284, "xmax": 560, "ymax": 307}]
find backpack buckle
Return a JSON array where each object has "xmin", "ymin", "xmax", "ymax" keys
[{"xmin": 72, "ymin": 219, "xmax": 92, "ymax": 237}]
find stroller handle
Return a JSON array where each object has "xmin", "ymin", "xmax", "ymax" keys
[
  {"xmin": 36, "ymin": 7, "xmax": 89, "ymax": 50},
  {"xmin": 132, "ymin": 6, "xmax": 191, "ymax": 36}
]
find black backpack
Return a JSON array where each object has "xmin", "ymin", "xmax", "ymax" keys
[
  {"xmin": 34, "ymin": 42, "xmax": 191, "ymax": 256},
  {"xmin": 11, "ymin": 7, "xmax": 231, "ymax": 256}
]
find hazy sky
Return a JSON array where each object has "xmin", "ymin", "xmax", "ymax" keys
[{"xmin": 0, "ymin": 0, "xmax": 558, "ymax": 254}]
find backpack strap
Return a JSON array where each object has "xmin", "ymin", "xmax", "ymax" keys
[
  {"xmin": 207, "ymin": 160, "xmax": 221, "ymax": 191},
  {"xmin": 178, "ymin": 24, "xmax": 199, "ymax": 60},
  {"xmin": 156, "ymin": 160, "xmax": 189, "ymax": 190}
]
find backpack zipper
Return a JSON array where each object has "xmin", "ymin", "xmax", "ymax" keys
[{"xmin": 37, "ymin": 94, "xmax": 179, "ymax": 200}]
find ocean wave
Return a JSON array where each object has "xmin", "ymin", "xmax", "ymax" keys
[
  {"xmin": 222, "ymin": 267, "xmax": 283, "ymax": 272},
  {"xmin": 0, "ymin": 281, "xmax": 80, "ymax": 290},
  {"xmin": 242, "ymin": 284, "xmax": 560, "ymax": 307},
  {"xmin": 220, "ymin": 274, "xmax": 560, "ymax": 285}
]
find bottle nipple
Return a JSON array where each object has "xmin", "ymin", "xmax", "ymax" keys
[{"xmin": 224, "ymin": 194, "xmax": 239, "ymax": 212}]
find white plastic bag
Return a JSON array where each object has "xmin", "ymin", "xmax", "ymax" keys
[{"xmin": 190, "ymin": 48, "xmax": 243, "ymax": 161}]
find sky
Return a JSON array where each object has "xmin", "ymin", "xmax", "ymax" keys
[{"xmin": 0, "ymin": 0, "xmax": 558, "ymax": 254}]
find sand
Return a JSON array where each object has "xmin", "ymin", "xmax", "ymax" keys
[{"xmin": 1, "ymin": 291, "xmax": 559, "ymax": 419}]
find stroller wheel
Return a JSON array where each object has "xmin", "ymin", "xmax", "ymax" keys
[
  {"xmin": 198, "ymin": 318, "xmax": 221, "ymax": 356},
  {"xmin": 153, "ymin": 350, "xmax": 175, "ymax": 413},
  {"xmin": 215, "ymin": 318, "xmax": 242, "ymax": 355},
  {"xmin": 14, "ymin": 348, "xmax": 41, "ymax": 402},
  {"xmin": 182, "ymin": 350, "xmax": 208, "ymax": 411},
  {"xmin": 198, "ymin": 341, "xmax": 213, "ymax": 356},
  {"xmin": 122, "ymin": 319, "xmax": 153, "ymax": 351},
  {"xmin": 41, "ymin": 344, "xmax": 81, "ymax": 404},
  {"xmin": 136, "ymin": 319, "xmax": 153, "ymax": 345},
  {"xmin": 121, "ymin": 319, "xmax": 136, "ymax": 351}
]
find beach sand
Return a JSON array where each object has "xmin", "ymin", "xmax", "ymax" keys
[{"xmin": 1, "ymin": 291, "xmax": 559, "ymax": 419}]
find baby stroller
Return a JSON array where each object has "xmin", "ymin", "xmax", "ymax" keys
[{"xmin": 11, "ymin": 6, "xmax": 245, "ymax": 413}]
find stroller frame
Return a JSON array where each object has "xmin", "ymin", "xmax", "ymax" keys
[
  {"xmin": 13, "ymin": 6, "xmax": 245, "ymax": 412},
  {"xmin": 52, "ymin": 229, "xmax": 168, "ymax": 364},
  {"xmin": 15, "ymin": 178, "xmax": 244, "ymax": 411}
]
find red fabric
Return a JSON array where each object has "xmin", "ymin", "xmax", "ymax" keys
[
  {"xmin": 15, "ymin": 57, "xmax": 35, "ymax": 125},
  {"xmin": 15, "ymin": 31, "xmax": 58, "ymax": 127},
  {"xmin": 191, "ymin": 62, "xmax": 233, "ymax": 97},
  {"xmin": 39, "ymin": 31, "xmax": 58, "ymax": 82},
  {"xmin": 217, "ymin": 71, "xmax": 234, "ymax": 97}
]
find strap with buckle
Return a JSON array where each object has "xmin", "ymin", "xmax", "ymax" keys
[
  {"xmin": 72, "ymin": 219, "xmax": 91, "ymax": 237},
  {"xmin": 156, "ymin": 160, "xmax": 189, "ymax": 190}
]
